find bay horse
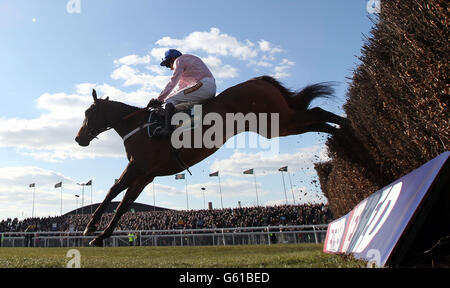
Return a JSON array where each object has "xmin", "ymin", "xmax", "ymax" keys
[{"xmin": 75, "ymin": 75, "xmax": 345, "ymax": 246}]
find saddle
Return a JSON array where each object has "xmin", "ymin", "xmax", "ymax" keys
[{"xmin": 147, "ymin": 100, "xmax": 203, "ymax": 138}]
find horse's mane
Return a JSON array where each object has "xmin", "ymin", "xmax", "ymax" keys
[{"xmin": 103, "ymin": 99, "xmax": 141, "ymax": 114}]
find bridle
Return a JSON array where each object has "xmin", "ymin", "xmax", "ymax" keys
[
  {"xmin": 84, "ymin": 100, "xmax": 148, "ymax": 141},
  {"xmin": 83, "ymin": 98, "xmax": 192, "ymax": 175},
  {"xmin": 84, "ymin": 102, "xmax": 112, "ymax": 140}
]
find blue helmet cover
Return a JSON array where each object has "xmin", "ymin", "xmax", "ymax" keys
[{"xmin": 160, "ymin": 49, "xmax": 182, "ymax": 67}]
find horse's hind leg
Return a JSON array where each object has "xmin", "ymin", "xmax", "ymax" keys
[
  {"xmin": 302, "ymin": 122, "xmax": 338, "ymax": 134},
  {"xmin": 307, "ymin": 107, "xmax": 346, "ymax": 125},
  {"xmin": 83, "ymin": 162, "xmax": 139, "ymax": 236}
]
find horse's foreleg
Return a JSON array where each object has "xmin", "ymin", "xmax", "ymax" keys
[
  {"xmin": 89, "ymin": 177, "xmax": 151, "ymax": 247},
  {"xmin": 83, "ymin": 162, "xmax": 139, "ymax": 236}
]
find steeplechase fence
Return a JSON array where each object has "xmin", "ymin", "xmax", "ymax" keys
[{"xmin": 0, "ymin": 224, "xmax": 328, "ymax": 248}]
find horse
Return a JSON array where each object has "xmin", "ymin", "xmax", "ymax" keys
[{"xmin": 75, "ymin": 75, "xmax": 345, "ymax": 246}]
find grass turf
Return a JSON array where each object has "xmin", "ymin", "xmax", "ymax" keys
[{"xmin": 0, "ymin": 243, "xmax": 367, "ymax": 268}]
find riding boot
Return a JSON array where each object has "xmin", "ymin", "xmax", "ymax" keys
[{"xmin": 154, "ymin": 103, "xmax": 175, "ymax": 136}]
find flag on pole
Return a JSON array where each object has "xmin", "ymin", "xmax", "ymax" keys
[
  {"xmin": 85, "ymin": 180, "xmax": 92, "ymax": 186},
  {"xmin": 209, "ymin": 171, "xmax": 223, "ymax": 209},
  {"xmin": 175, "ymin": 173, "xmax": 185, "ymax": 180},
  {"xmin": 243, "ymin": 168, "xmax": 259, "ymax": 206},
  {"xmin": 29, "ymin": 183, "xmax": 35, "ymax": 188},
  {"xmin": 175, "ymin": 173, "xmax": 188, "ymax": 210},
  {"xmin": 54, "ymin": 182, "xmax": 62, "ymax": 188},
  {"xmin": 278, "ymin": 166, "xmax": 288, "ymax": 172}
]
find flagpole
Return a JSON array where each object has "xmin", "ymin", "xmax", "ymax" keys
[
  {"xmin": 218, "ymin": 175, "xmax": 224, "ymax": 209},
  {"xmin": 90, "ymin": 183, "xmax": 93, "ymax": 215},
  {"xmin": 60, "ymin": 186, "xmax": 63, "ymax": 216},
  {"xmin": 287, "ymin": 171, "xmax": 296, "ymax": 204},
  {"xmin": 185, "ymin": 177, "xmax": 189, "ymax": 210},
  {"xmin": 75, "ymin": 195, "xmax": 79, "ymax": 216},
  {"xmin": 32, "ymin": 186, "xmax": 35, "ymax": 218},
  {"xmin": 153, "ymin": 181, "xmax": 156, "ymax": 212},
  {"xmin": 281, "ymin": 171, "xmax": 288, "ymax": 204},
  {"xmin": 82, "ymin": 185, "xmax": 84, "ymax": 214},
  {"xmin": 253, "ymin": 173, "xmax": 259, "ymax": 207},
  {"xmin": 77, "ymin": 183, "xmax": 86, "ymax": 215},
  {"xmin": 201, "ymin": 187, "xmax": 206, "ymax": 209}
]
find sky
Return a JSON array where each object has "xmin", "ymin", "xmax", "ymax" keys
[{"xmin": 0, "ymin": 0, "xmax": 376, "ymax": 220}]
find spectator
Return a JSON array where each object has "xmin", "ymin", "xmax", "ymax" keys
[
  {"xmin": 0, "ymin": 204, "xmax": 333, "ymax": 233},
  {"xmin": 128, "ymin": 232, "xmax": 135, "ymax": 246}
]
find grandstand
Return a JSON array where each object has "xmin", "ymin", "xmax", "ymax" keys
[
  {"xmin": 64, "ymin": 201, "xmax": 171, "ymax": 216},
  {"xmin": 0, "ymin": 203, "xmax": 332, "ymax": 248},
  {"xmin": 0, "ymin": 203, "xmax": 332, "ymax": 233}
]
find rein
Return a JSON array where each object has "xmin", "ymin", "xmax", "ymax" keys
[
  {"xmin": 97, "ymin": 107, "xmax": 149, "ymax": 140},
  {"xmin": 94, "ymin": 103, "xmax": 193, "ymax": 175},
  {"xmin": 122, "ymin": 120, "xmax": 157, "ymax": 143}
]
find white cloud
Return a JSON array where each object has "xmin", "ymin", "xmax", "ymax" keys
[
  {"xmin": 146, "ymin": 65, "xmax": 166, "ymax": 76},
  {"xmin": 145, "ymin": 183, "xmax": 184, "ymax": 197},
  {"xmin": 155, "ymin": 27, "xmax": 259, "ymax": 60},
  {"xmin": 273, "ymin": 58, "xmax": 295, "ymax": 79},
  {"xmin": 146, "ymin": 180, "xmax": 260, "ymax": 200},
  {"xmin": 0, "ymin": 167, "xmax": 83, "ymax": 219},
  {"xmin": 254, "ymin": 61, "xmax": 273, "ymax": 68},
  {"xmin": 0, "ymin": 28, "xmax": 296, "ymax": 162},
  {"xmin": 110, "ymin": 64, "xmax": 170, "ymax": 91},
  {"xmin": 258, "ymin": 40, "xmax": 282, "ymax": 54},
  {"xmin": 152, "ymin": 28, "xmax": 292, "ymax": 78},
  {"xmin": 0, "ymin": 88, "xmax": 128, "ymax": 162},
  {"xmin": 186, "ymin": 179, "xmax": 262, "ymax": 199},
  {"xmin": 210, "ymin": 145, "xmax": 329, "ymax": 177},
  {"xmin": 150, "ymin": 47, "xmax": 168, "ymax": 62},
  {"xmin": 114, "ymin": 54, "xmax": 151, "ymax": 66},
  {"xmin": 202, "ymin": 56, "xmax": 238, "ymax": 79}
]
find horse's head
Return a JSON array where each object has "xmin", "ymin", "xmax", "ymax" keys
[{"xmin": 75, "ymin": 89, "xmax": 110, "ymax": 147}]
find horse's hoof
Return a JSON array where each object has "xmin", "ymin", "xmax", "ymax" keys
[
  {"xmin": 83, "ymin": 226, "xmax": 95, "ymax": 236},
  {"xmin": 89, "ymin": 238, "xmax": 103, "ymax": 247}
]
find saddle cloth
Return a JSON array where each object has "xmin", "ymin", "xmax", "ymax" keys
[{"xmin": 147, "ymin": 101, "xmax": 204, "ymax": 138}]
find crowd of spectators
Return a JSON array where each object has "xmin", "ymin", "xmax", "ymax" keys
[{"xmin": 0, "ymin": 204, "xmax": 333, "ymax": 233}]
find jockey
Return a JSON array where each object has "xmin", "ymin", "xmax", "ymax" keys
[{"xmin": 148, "ymin": 49, "xmax": 216, "ymax": 136}]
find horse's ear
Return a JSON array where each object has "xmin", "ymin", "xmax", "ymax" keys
[
  {"xmin": 92, "ymin": 89, "xmax": 98, "ymax": 103},
  {"xmin": 105, "ymin": 96, "xmax": 109, "ymax": 101}
]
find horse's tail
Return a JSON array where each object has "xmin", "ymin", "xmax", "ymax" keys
[
  {"xmin": 256, "ymin": 76, "xmax": 335, "ymax": 111},
  {"xmin": 292, "ymin": 82, "xmax": 335, "ymax": 110}
]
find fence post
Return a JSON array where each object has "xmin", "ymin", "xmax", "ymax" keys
[
  {"xmin": 180, "ymin": 230, "xmax": 183, "ymax": 247},
  {"xmin": 313, "ymin": 225, "xmax": 318, "ymax": 244}
]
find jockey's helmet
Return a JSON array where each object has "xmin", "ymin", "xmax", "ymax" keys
[{"xmin": 160, "ymin": 49, "xmax": 182, "ymax": 67}]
